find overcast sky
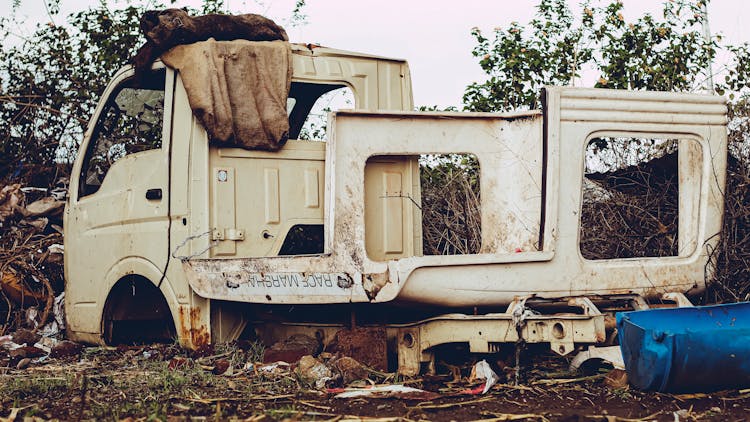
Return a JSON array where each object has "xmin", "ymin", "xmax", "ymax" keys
[{"xmin": 4, "ymin": 0, "xmax": 749, "ymax": 108}]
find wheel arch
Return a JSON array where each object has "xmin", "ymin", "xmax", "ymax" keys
[{"xmin": 97, "ymin": 257, "xmax": 181, "ymax": 344}]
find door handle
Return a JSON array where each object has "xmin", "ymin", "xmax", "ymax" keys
[{"xmin": 145, "ymin": 188, "xmax": 162, "ymax": 200}]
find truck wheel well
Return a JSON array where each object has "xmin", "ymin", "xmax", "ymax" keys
[{"xmin": 102, "ymin": 275, "xmax": 176, "ymax": 345}]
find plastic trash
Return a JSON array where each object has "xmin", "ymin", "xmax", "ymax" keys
[
  {"xmin": 331, "ymin": 384, "xmax": 439, "ymax": 400},
  {"xmin": 618, "ymin": 302, "xmax": 750, "ymax": 393},
  {"xmin": 470, "ymin": 359, "xmax": 500, "ymax": 394}
]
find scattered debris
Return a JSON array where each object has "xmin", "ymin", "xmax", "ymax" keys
[
  {"xmin": 331, "ymin": 384, "xmax": 440, "ymax": 400},
  {"xmin": 46, "ymin": 244, "xmax": 64, "ymax": 265},
  {"xmin": 168, "ymin": 356, "xmax": 190, "ymax": 370},
  {"xmin": 469, "ymin": 359, "xmax": 500, "ymax": 394},
  {"xmin": 605, "ymin": 368, "xmax": 629, "ymax": 389},
  {"xmin": 1, "ymin": 181, "xmax": 65, "ymax": 337},
  {"xmin": 1, "ymin": 339, "xmax": 749, "ymax": 420},
  {"xmin": 212, "ymin": 357, "xmax": 230, "ymax": 375},
  {"xmin": 15, "ymin": 357, "xmax": 31, "ymax": 370},
  {"xmin": 296, "ymin": 355, "xmax": 332, "ymax": 389},
  {"xmin": 532, "ymin": 373, "xmax": 606, "ymax": 386},
  {"xmin": 24, "ymin": 307, "xmax": 40, "ymax": 328},
  {"xmin": 330, "ymin": 355, "xmax": 369, "ymax": 385},
  {"xmin": 9, "ymin": 345, "xmax": 46, "ymax": 359},
  {"xmin": 22, "ymin": 197, "xmax": 64, "ymax": 219},
  {"xmin": 50, "ymin": 340, "xmax": 83, "ymax": 359},
  {"xmin": 264, "ymin": 333, "xmax": 319, "ymax": 363},
  {"xmin": 253, "ymin": 361, "xmax": 290, "ymax": 375},
  {"xmin": 327, "ymin": 327, "xmax": 388, "ymax": 371},
  {"xmin": 570, "ymin": 345, "xmax": 625, "ymax": 371},
  {"xmin": 0, "ymin": 184, "xmax": 22, "ymax": 223},
  {"xmin": 0, "ymin": 181, "xmax": 65, "ymax": 374},
  {"xmin": 34, "ymin": 336, "xmax": 58, "ymax": 353},
  {"xmin": 1, "ymin": 271, "xmax": 47, "ymax": 304},
  {"xmin": 11, "ymin": 329, "xmax": 40, "ymax": 346}
]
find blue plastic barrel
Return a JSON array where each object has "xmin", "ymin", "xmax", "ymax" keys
[{"xmin": 617, "ymin": 302, "xmax": 750, "ymax": 393}]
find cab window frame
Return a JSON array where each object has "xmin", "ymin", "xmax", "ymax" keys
[
  {"xmin": 287, "ymin": 81, "xmax": 353, "ymax": 140},
  {"xmin": 78, "ymin": 68, "xmax": 167, "ymax": 199}
]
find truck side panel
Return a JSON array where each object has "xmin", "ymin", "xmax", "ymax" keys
[{"xmin": 185, "ymin": 88, "xmax": 726, "ymax": 307}]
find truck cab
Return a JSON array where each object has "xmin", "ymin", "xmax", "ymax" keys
[{"xmin": 65, "ymin": 42, "xmax": 727, "ymax": 374}]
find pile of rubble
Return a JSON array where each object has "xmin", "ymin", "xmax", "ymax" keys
[
  {"xmin": 0, "ymin": 181, "xmax": 67, "ymax": 343},
  {"xmin": 250, "ymin": 332, "xmax": 499, "ymax": 398},
  {"xmin": 1, "ymin": 329, "xmax": 499, "ymax": 400}
]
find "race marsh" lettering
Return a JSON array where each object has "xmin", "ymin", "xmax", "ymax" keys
[{"xmin": 224, "ymin": 273, "xmax": 342, "ymax": 289}]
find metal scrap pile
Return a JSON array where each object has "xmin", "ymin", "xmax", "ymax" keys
[{"xmin": 0, "ymin": 181, "xmax": 67, "ymax": 336}]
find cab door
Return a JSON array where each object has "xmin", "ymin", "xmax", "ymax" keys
[{"xmin": 65, "ymin": 67, "xmax": 173, "ymax": 334}]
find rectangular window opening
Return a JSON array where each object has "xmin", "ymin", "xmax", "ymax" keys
[
  {"xmin": 287, "ymin": 82, "xmax": 354, "ymax": 141},
  {"xmin": 580, "ymin": 136, "xmax": 702, "ymax": 260},
  {"xmin": 364, "ymin": 154, "xmax": 482, "ymax": 261}
]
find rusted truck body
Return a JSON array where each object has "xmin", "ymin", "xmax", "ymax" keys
[{"xmin": 65, "ymin": 43, "xmax": 726, "ymax": 374}]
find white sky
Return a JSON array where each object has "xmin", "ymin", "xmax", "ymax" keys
[{"xmin": 4, "ymin": 0, "xmax": 749, "ymax": 108}]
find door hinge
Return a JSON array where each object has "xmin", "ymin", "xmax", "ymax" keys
[{"xmin": 212, "ymin": 228, "xmax": 245, "ymax": 241}]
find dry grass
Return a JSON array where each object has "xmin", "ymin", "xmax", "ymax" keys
[{"xmin": 3, "ymin": 343, "xmax": 750, "ymax": 420}]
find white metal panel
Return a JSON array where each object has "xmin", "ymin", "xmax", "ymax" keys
[{"xmin": 184, "ymin": 87, "xmax": 726, "ymax": 308}]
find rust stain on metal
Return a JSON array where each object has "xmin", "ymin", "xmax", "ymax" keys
[{"xmin": 178, "ymin": 305, "xmax": 210, "ymax": 349}]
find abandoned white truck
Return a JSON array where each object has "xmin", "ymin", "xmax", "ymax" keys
[{"xmin": 64, "ymin": 41, "xmax": 727, "ymax": 375}]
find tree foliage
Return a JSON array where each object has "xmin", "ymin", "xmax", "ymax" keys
[
  {"xmin": 1, "ymin": 3, "xmax": 150, "ymax": 183},
  {"xmin": 464, "ymin": 0, "xmax": 590, "ymax": 112},
  {"xmin": 464, "ymin": 0, "xmax": 747, "ymax": 112},
  {"xmin": 0, "ymin": 0, "xmax": 297, "ymax": 184}
]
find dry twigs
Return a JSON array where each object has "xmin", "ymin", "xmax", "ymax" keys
[
  {"xmin": 409, "ymin": 396, "xmax": 494, "ymax": 410},
  {"xmin": 707, "ymin": 148, "xmax": 750, "ymax": 302},
  {"xmin": 471, "ymin": 414, "xmax": 550, "ymax": 422},
  {"xmin": 420, "ymin": 155, "xmax": 481, "ymax": 255},
  {"xmin": 531, "ymin": 373, "xmax": 606, "ymax": 386},
  {"xmin": 583, "ymin": 411, "xmax": 663, "ymax": 422},
  {"xmin": 0, "ymin": 183, "xmax": 64, "ymax": 335},
  {"xmin": 581, "ymin": 149, "xmax": 679, "ymax": 260}
]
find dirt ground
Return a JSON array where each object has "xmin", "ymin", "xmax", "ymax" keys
[{"xmin": 2, "ymin": 342, "xmax": 749, "ymax": 421}]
